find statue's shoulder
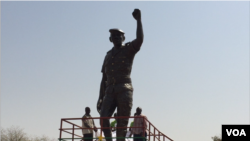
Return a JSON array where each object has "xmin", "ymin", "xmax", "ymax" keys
[{"xmin": 106, "ymin": 49, "xmax": 112, "ymax": 54}]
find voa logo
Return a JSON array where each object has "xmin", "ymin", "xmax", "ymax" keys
[{"xmin": 226, "ymin": 129, "xmax": 246, "ymax": 136}]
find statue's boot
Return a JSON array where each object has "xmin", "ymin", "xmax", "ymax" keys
[
  {"xmin": 116, "ymin": 129, "xmax": 127, "ymax": 141},
  {"xmin": 103, "ymin": 130, "xmax": 112, "ymax": 141}
]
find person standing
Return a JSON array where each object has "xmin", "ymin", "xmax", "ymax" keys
[
  {"xmin": 131, "ymin": 107, "xmax": 148, "ymax": 141},
  {"xmin": 129, "ymin": 113, "xmax": 137, "ymax": 141},
  {"xmin": 82, "ymin": 107, "xmax": 97, "ymax": 141}
]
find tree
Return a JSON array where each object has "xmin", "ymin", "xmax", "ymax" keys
[
  {"xmin": 28, "ymin": 135, "xmax": 57, "ymax": 141},
  {"xmin": 1, "ymin": 126, "xmax": 29, "ymax": 141},
  {"xmin": 211, "ymin": 135, "xmax": 222, "ymax": 141},
  {"xmin": 1, "ymin": 126, "xmax": 57, "ymax": 141}
]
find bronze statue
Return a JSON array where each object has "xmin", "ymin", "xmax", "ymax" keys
[{"xmin": 97, "ymin": 9, "xmax": 144, "ymax": 141}]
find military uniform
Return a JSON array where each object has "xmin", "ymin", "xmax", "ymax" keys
[{"xmin": 100, "ymin": 40, "xmax": 140, "ymax": 141}]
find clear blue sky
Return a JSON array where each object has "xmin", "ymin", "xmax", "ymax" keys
[{"xmin": 1, "ymin": 1, "xmax": 249, "ymax": 141}]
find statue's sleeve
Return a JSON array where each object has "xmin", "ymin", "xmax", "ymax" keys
[
  {"xmin": 101, "ymin": 57, "xmax": 105, "ymax": 73},
  {"xmin": 127, "ymin": 40, "xmax": 140, "ymax": 54}
]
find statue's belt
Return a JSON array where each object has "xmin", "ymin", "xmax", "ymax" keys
[{"xmin": 106, "ymin": 76, "xmax": 131, "ymax": 86}]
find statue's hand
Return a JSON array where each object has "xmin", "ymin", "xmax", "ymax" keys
[{"xmin": 132, "ymin": 9, "xmax": 141, "ymax": 20}]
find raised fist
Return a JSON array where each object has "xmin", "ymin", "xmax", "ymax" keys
[{"xmin": 132, "ymin": 9, "xmax": 141, "ymax": 20}]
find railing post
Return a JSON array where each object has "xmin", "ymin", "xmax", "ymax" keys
[
  {"xmin": 59, "ymin": 119, "xmax": 63, "ymax": 140},
  {"xmin": 153, "ymin": 128, "xmax": 155, "ymax": 141},
  {"xmin": 101, "ymin": 117, "xmax": 103, "ymax": 137},
  {"xmin": 158, "ymin": 131, "xmax": 160, "ymax": 141},
  {"xmin": 72, "ymin": 125, "xmax": 75, "ymax": 141},
  {"xmin": 148, "ymin": 122, "xmax": 151, "ymax": 141},
  {"xmin": 143, "ymin": 116, "xmax": 145, "ymax": 141}
]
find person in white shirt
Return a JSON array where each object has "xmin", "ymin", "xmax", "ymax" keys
[
  {"xmin": 130, "ymin": 107, "xmax": 148, "ymax": 141},
  {"xmin": 82, "ymin": 107, "xmax": 97, "ymax": 141}
]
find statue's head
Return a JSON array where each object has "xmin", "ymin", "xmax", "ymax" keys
[
  {"xmin": 109, "ymin": 28, "xmax": 125, "ymax": 46},
  {"xmin": 136, "ymin": 107, "xmax": 142, "ymax": 115},
  {"xmin": 85, "ymin": 107, "xmax": 90, "ymax": 114}
]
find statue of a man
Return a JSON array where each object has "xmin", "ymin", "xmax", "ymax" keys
[{"xmin": 97, "ymin": 9, "xmax": 143, "ymax": 141}]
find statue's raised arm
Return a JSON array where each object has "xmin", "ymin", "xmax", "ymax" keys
[{"xmin": 132, "ymin": 9, "xmax": 144, "ymax": 51}]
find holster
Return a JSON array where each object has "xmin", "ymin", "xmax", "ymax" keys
[{"xmin": 106, "ymin": 76, "xmax": 131, "ymax": 87}]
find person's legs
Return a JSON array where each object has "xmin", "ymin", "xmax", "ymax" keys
[
  {"xmin": 90, "ymin": 133, "xmax": 94, "ymax": 141},
  {"xmin": 116, "ymin": 89, "xmax": 133, "ymax": 141},
  {"xmin": 134, "ymin": 132, "xmax": 147, "ymax": 141},
  {"xmin": 144, "ymin": 132, "xmax": 147, "ymax": 141},
  {"xmin": 133, "ymin": 134, "xmax": 140, "ymax": 141},
  {"xmin": 84, "ymin": 133, "xmax": 93, "ymax": 141},
  {"xmin": 100, "ymin": 87, "xmax": 117, "ymax": 141}
]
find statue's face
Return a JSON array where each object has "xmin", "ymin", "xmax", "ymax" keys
[{"xmin": 110, "ymin": 31, "xmax": 124, "ymax": 45}]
